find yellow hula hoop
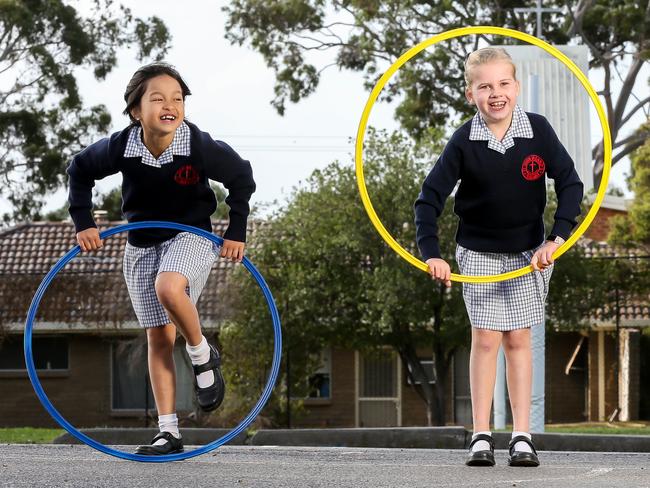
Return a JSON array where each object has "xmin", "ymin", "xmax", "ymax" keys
[{"xmin": 354, "ymin": 26, "xmax": 612, "ymax": 284}]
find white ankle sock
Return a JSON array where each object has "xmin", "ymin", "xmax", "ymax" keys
[
  {"xmin": 154, "ymin": 413, "xmax": 180, "ymax": 446},
  {"xmin": 186, "ymin": 336, "xmax": 214, "ymax": 388},
  {"xmin": 512, "ymin": 431, "xmax": 533, "ymax": 453},
  {"xmin": 471, "ymin": 431, "xmax": 492, "ymax": 452}
]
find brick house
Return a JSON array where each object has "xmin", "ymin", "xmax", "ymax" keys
[
  {"xmin": 580, "ymin": 196, "xmax": 649, "ymax": 423},
  {"xmin": 1, "ymin": 209, "xmax": 647, "ymax": 429},
  {"xmin": 0, "ymin": 221, "xmax": 232, "ymax": 428}
]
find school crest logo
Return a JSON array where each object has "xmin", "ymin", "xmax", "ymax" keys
[
  {"xmin": 174, "ymin": 165, "xmax": 200, "ymax": 185},
  {"xmin": 521, "ymin": 154, "xmax": 546, "ymax": 181}
]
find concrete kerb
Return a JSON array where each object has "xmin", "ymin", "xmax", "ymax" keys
[
  {"xmin": 52, "ymin": 427, "xmax": 650, "ymax": 452},
  {"xmin": 251, "ymin": 428, "xmax": 650, "ymax": 452},
  {"xmin": 52, "ymin": 428, "xmax": 248, "ymax": 446},
  {"xmin": 250, "ymin": 427, "xmax": 467, "ymax": 449}
]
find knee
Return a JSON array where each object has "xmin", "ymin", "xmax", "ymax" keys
[
  {"xmin": 502, "ymin": 331, "xmax": 530, "ymax": 353},
  {"xmin": 155, "ymin": 275, "xmax": 185, "ymax": 310},
  {"xmin": 146, "ymin": 328, "xmax": 175, "ymax": 354},
  {"xmin": 472, "ymin": 331, "xmax": 501, "ymax": 355}
]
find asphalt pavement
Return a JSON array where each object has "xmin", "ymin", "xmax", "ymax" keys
[{"xmin": 1, "ymin": 444, "xmax": 649, "ymax": 488}]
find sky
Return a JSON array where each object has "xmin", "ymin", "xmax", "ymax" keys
[
  {"xmin": 19, "ymin": 0, "xmax": 399, "ymax": 217},
  {"xmin": 2, "ymin": 0, "xmax": 643, "ymax": 219}
]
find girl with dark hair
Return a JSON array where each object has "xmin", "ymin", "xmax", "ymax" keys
[{"xmin": 67, "ymin": 62, "xmax": 256, "ymax": 455}]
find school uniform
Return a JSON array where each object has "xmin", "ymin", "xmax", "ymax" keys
[
  {"xmin": 414, "ymin": 105, "xmax": 583, "ymax": 330},
  {"xmin": 67, "ymin": 121, "xmax": 256, "ymax": 327}
]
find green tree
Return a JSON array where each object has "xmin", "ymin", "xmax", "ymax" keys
[
  {"xmin": 211, "ymin": 182, "xmax": 231, "ymax": 220},
  {"xmin": 1, "ymin": 0, "xmax": 171, "ymax": 223},
  {"xmin": 601, "ymin": 125, "xmax": 650, "ymax": 325},
  {"xmin": 223, "ymin": 128, "xmax": 469, "ymax": 426},
  {"xmin": 45, "ymin": 183, "xmax": 232, "ymax": 223},
  {"xmin": 95, "ymin": 187, "xmax": 123, "ymax": 221},
  {"xmin": 223, "ymin": 0, "xmax": 650, "ymax": 183},
  {"xmin": 45, "ymin": 186, "xmax": 123, "ymax": 221},
  {"xmin": 45, "ymin": 186, "xmax": 124, "ymax": 221},
  {"xmin": 609, "ymin": 123, "xmax": 650, "ymax": 248},
  {"xmin": 545, "ymin": 184, "xmax": 650, "ymax": 339},
  {"xmin": 542, "ymin": 192, "xmax": 602, "ymax": 329}
]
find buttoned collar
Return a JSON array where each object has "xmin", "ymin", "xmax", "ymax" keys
[
  {"xmin": 468, "ymin": 105, "xmax": 533, "ymax": 154},
  {"xmin": 123, "ymin": 121, "xmax": 191, "ymax": 167}
]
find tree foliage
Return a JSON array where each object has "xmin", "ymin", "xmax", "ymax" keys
[
  {"xmin": 224, "ymin": 0, "xmax": 650, "ymax": 183},
  {"xmin": 222, "ymin": 128, "xmax": 470, "ymax": 426},
  {"xmin": 44, "ymin": 182, "xmax": 231, "ymax": 222},
  {"xmin": 210, "ymin": 182, "xmax": 231, "ymax": 220},
  {"xmin": 220, "ymin": 130, "xmax": 645, "ymax": 427},
  {"xmin": 609, "ymin": 122, "xmax": 650, "ymax": 249},
  {"xmin": 1, "ymin": 0, "xmax": 171, "ymax": 222}
]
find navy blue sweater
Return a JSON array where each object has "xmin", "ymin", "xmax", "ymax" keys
[
  {"xmin": 414, "ymin": 113, "xmax": 583, "ymax": 260},
  {"xmin": 67, "ymin": 121, "xmax": 256, "ymax": 247}
]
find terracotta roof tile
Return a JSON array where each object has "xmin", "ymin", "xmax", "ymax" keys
[
  {"xmin": 577, "ymin": 239, "xmax": 650, "ymax": 323},
  {"xmin": 1, "ymin": 223, "xmax": 647, "ymax": 327},
  {"xmin": 0, "ymin": 221, "xmax": 255, "ymax": 327}
]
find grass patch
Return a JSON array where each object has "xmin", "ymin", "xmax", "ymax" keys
[
  {"xmin": 496, "ymin": 422, "xmax": 650, "ymax": 435},
  {"xmin": 0, "ymin": 428, "xmax": 64, "ymax": 444},
  {"xmin": 545, "ymin": 422, "xmax": 650, "ymax": 435}
]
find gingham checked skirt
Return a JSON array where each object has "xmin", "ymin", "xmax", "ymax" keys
[
  {"xmin": 122, "ymin": 232, "xmax": 220, "ymax": 328},
  {"xmin": 455, "ymin": 243, "xmax": 552, "ymax": 331}
]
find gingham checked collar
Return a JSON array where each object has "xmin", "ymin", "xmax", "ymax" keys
[
  {"xmin": 123, "ymin": 121, "xmax": 191, "ymax": 167},
  {"xmin": 469, "ymin": 105, "xmax": 533, "ymax": 154}
]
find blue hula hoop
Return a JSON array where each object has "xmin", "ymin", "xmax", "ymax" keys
[{"xmin": 24, "ymin": 221, "xmax": 282, "ymax": 462}]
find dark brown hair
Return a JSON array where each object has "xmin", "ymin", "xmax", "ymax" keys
[{"xmin": 123, "ymin": 62, "xmax": 191, "ymax": 124}]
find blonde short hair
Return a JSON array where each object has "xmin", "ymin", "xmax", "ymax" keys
[{"xmin": 464, "ymin": 47, "xmax": 517, "ymax": 86}]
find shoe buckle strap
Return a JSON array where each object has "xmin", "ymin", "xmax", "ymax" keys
[
  {"xmin": 193, "ymin": 356, "xmax": 220, "ymax": 375},
  {"xmin": 152, "ymin": 431, "xmax": 175, "ymax": 444},
  {"xmin": 469, "ymin": 433, "xmax": 494, "ymax": 450},
  {"xmin": 509, "ymin": 435, "xmax": 537, "ymax": 455}
]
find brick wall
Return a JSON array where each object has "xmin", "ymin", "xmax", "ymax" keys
[
  {"xmin": 294, "ymin": 349, "xmax": 356, "ymax": 428},
  {"xmin": 628, "ymin": 329, "xmax": 640, "ymax": 421},
  {"xmin": 584, "ymin": 207, "xmax": 626, "ymax": 242},
  {"xmin": 545, "ymin": 332, "xmax": 587, "ymax": 423},
  {"xmin": 1, "ymin": 335, "xmax": 153, "ymax": 428},
  {"xmin": 640, "ymin": 334, "xmax": 650, "ymax": 420},
  {"xmin": 588, "ymin": 330, "xmax": 618, "ymax": 421},
  {"xmin": 296, "ymin": 349, "xmax": 455, "ymax": 427},
  {"xmin": 2, "ymin": 335, "xmax": 111, "ymax": 427},
  {"xmin": 400, "ymin": 374, "xmax": 431, "ymax": 427},
  {"xmin": 4, "ymin": 330, "xmax": 626, "ymax": 427}
]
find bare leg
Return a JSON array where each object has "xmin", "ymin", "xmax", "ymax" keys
[
  {"xmin": 470, "ymin": 328, "xmax": 503, "ymax": 432},
  {"xmin": 502, "ymin": 328, "xmax": 532, "ymax": 433},
  {"xmin": 145, "ymin": 323, "xmax": 177, "ymax": 415},
  {"xmin": 155, "ymin": 271, "xmax": 202, "ymax": 346}
]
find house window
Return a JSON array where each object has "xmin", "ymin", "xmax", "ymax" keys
[
  {"xmin": 357, "ymin": 350, "xmax": 400, "ymax": 427},
  {"xmin": 0, "ymin": 335, "xmax": 68, "ymax": 370},
  {"xmin": 111, "ymin": 341, "xmax": 194, "ymax": 411},
  {"xmin": 307, "ymin": 349, "xmax": 331, "ymax": 399},
  {"xmin": 407, "ymin": 359, "xmax": 435, "ymax": 385}
]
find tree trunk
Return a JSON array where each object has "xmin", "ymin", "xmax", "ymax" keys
[
  {"xmin": 398, "ymin": 345, "xmax": 438, "ymax": 427},
  {"xmin": 394, "ymin": 283, "xmax": 459, "ymax": 426},
  {"xmin": 431, "ymin": 284, "xmax": 446, "ymax": 425}
]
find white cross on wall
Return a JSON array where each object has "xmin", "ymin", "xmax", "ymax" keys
[{"xmin": 514, "ymin": 0, "xmax": 564, "ymax": 39}]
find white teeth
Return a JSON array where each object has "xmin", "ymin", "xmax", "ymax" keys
[{"xmin": 160, "ymin": 115, "xmax": 176, "ymax": 120}]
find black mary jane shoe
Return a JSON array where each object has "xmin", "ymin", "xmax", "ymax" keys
[
  {"xmin": 193, "ymin": 344, "xmax": 226, "ymax": 412},
  {"xmin": 135, "ymin": 431, "xmax": 184, "ymax": 456},
  {"xmin": 508, "ymin": 435, "xmax": 540, "ymax": 467},
  {"xmin": 465, "ymin": 433, "xmax": 496, "ymax": 467}
]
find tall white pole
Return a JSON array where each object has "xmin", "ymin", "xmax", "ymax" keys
[
  {"xmin": 530, "ymin": 72, "xmax": 546, "ymax": 433},
  {"xmin": 493, "ymin": 349, "xmax": 507, "ymax": 430}
]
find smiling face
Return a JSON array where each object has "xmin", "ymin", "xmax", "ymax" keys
[
  {"xmin": 465, "ymin": 60, "xmax": 520, "ymax": 128},
  {"xmin": 130, "ymin": 74, "xmax": 184, "ymax": 137}
]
